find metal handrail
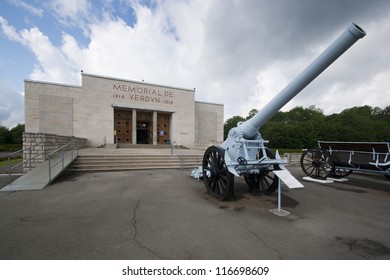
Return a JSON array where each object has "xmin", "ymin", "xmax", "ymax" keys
[
  {"xmin": 46, "ymin": 139, "xmax": 77, "ymax": 158},
  {"xmin": 7, "ymin": 142, "xmax": 44, "ymax": 182},
  {"xmin": 47, "ymin": 139, "xmax": 79, "ymax": 183},
  {"xmin": 170, "ymin": 141, "xmax": 184, "ymax": 169}
]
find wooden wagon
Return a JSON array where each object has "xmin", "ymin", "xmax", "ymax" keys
[{"xmin": 300, "ymin": 141, "xmax": 390, "ymax": 180}]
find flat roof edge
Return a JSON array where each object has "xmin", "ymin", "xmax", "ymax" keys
[
  {"xmin": 24, "ymin": 79, "xmax": 81, "ymax": 88},
  {"xmin": 82, "ymin": 72, "xmax": 196, "ymax": 93},
  {"xmin": 195, "ymin": 100, "xmax": 224, "ymax": 106}
]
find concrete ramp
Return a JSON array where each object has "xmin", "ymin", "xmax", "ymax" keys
[{"xmin": 1, "ymin": 153, "xmax": 76, "ymax": 192}]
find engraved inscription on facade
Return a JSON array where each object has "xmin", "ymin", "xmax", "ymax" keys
[{"xmin": 112, "ymin": 84, "xmax": 174, "ymax": 105}]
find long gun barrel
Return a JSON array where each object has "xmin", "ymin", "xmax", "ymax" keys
[
  {"xmin": 203, "ymin": 23, "xmax": 366, "ymax": 201},
  {"xmin": 240, "ymin": 23, "xmax": 366, "ymax": 139}
]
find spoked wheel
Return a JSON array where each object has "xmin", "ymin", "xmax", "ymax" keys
[
  {"xmin": 244, "ymin": 174, "xmax": 260, "ymax": 194},
  {"xmin": 244, "ymin": 148, "xmax": 280, "ymax": 195},
  {"xmin": 202, "ymin": 146, "xmax": 234, "ymax": 200},
  {"xmin": 331, "ymin": 168, "xmax": 353, "ymax": 178},
  {"xmin": 300, "ymin": 148, "xmax": 333, "ymax": 179}
]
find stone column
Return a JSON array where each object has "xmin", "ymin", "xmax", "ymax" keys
[
  {"xmin": 169, "ymin": 113, "xmax": 174, "ymax": 144},
  {"xmin": 153, "ymin": 111, "xmax": 157, "ymax": 145},
  {"xmin": 132, "ymin": 109, "xmax": 137, "ymax": 144}
]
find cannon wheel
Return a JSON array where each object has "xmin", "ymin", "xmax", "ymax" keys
[
  {"xmin": 332, "ymin": 168, "xmax": 353, "ymax": 178},
  {"xmin": 244, "ymin": 148, "xmax": 280, "ymax": 195},
  {"xmin": 244, "ymin": 174, "xmax": 260, "ymax": 194},
  {"xmin": 202, "ymin": 146, "xmax": 234, "ymax": 200},
  {"xmin": 300, "ymin": 148, "xmax": 333, "ymax": 179}
]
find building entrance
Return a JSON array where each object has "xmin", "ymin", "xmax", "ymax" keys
[
  {"xmin": 114, "ymin": 109, "xmax": 132, "ymax": 144},
  {"xmin": 136, "ymin": 111, "xmax": 153, "ymax": 144},
  {"xmin": 114, "ymin": 108, "xmax": 170, "ymax": 145},
  {"xmin": 136, "ymin": 122, "xmax": 150, "ymax": 144}
]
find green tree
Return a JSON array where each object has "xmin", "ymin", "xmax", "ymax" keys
[
  {"xmin": 224, "ymin": 115, "xmax": 245, "ymax": 139},
  {"xmin": 245, "ymin": 109, "xmax": 259, "ymax": 120},
  {"xmin": 379, "ymin": 106, "xmax": 390, "ymax": 123},
  {"xmin": 224, "ymin": 105, "xmax": 390, "ymax": 148},
  {"xmin": 261, "ymin": 106, "xmax": 325, "ymax": 148},
  {"xmin": 321, "ymin": 106, "xmax": 390, "ymax": 142},
  {"xmin": 0, "ymin": 126, "xmax": 12, "ymax": 144},
  {"xmin": 10, "ymin": 124, "xmax": 25, "ymax": 145}
]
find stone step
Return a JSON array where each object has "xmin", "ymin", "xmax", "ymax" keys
[
  {"xmin": 71, "ymin": 161, "xmax": 201, "ymax": 168},
  {"xmin": 73, "ymin": 155, "xmax": 202, "ymax": 162},
  {"xmin": 69, "ymin": 163, "xmax": 201, "ymax": 172},
  {"xmin": 73, "ymin": 157, "xmax": 202, "ymax": 163},
  {"xmin": 76, "ymin": 155, "xmax": 202, "ymax": 159},
  {"xmin": 68, "ymin": 153, "xmax": 203, "ymax": 172},
  {"xmin": 70, "ymin": 164, "xmax": 200, "ymax": 172},
  {"xmin": 116, "ymin": 144, "xmax": 174, "ymax": 149},
  {"xmin": 74, "ymin": 158, "xmax": 201, "ymax": 163}
]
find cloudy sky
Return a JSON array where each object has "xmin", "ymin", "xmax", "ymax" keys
[{"xmin": 1, "ymin": 0, "xmax": 389, "ymax": 128}]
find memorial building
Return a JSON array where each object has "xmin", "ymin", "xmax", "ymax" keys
[{"xmin": 24, "ymin": 73, "xmax": 224, "ymax": 148}]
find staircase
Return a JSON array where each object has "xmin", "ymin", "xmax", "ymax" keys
[{"xmin": 68, "ymin": 148, "xmax": 203, "ymax": 172}]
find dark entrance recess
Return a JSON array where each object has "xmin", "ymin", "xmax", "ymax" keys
[
  {"xmin": 136, "ymin": 122, "xmax": 150, "ymax": 144},
  {"xmin": 136, "ymin": 111, "xmax": 153, "ymax": 144}
]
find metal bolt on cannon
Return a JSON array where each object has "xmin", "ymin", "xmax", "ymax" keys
[{"xmin": 202, "ymin": 23, "xmax": 367, "ymax": 200}]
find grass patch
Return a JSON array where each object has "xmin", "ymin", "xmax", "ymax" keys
[{"xmin": 0, "ymin": 158, "xmax": 23, "ymax": 167}]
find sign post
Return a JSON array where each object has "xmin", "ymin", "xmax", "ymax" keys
[{"xmin": 269, "ymin": 170, "xmax": 304, "ymax": 216}]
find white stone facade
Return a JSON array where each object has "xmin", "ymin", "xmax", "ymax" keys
[
  {"xmin": 24, "ymin": 73, "xmax": 224, "ymax": 148},
  {"xmin": 194, "ymin": 101, "xmax": 224, "ymax": 148}
]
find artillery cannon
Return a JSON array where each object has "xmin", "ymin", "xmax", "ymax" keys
[{"xmin": 202, "ymin": 23, "xmax": 367, "ymax": 200}]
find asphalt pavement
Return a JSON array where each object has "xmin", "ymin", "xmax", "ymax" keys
[{"xmin": 0, "ymin": 166, "xmax": 389, "ymax": 260}]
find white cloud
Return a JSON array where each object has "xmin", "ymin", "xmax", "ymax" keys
[
  {"xmin": 0, "ymin": 16, "xmax": 24, "ymax": 43},
  {"xmin": 7, "ymin": 0, "xmax": 43, "ymax": 17},
  {"xmin": 20, "ymin": 27, "xmax": 79, "ymax": 84},
  {"xmin": 48, "ymin": 0, "xmax": 92, "ymax": 28},
  {"xmin": 60, "ymin": 1, "xmax": 205, "ymax": 88},
  {"xmin": 318, "ymin": 70, "xmax": 390, "ymax": 115},
  {"xmin": 1, "ymin": 0, "xmax": 390, "ymax": 128},
  {"xmin": 0, "ymin": 16, "xmax": 80, "ymax": 84},
  {"xmin": 0, "ymin": 79, "xmax": 24, "ymax": 128}
]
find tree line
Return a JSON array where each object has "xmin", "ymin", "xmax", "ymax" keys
[
  {"xmin": 224, "ymin": 105, "xmax": 390, "ymax": 149},
  {"xmin": 0, "ymin": 124, "xmax": 25, "ymax": 151}
]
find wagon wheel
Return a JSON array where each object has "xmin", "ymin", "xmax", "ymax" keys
[
  {"xmin": 300, "ymin": 148, "xmax": 333, "ymax": 179},
  {"xmin": 244, "ymin": 174, "xmax": 260, "ymax": 194},
  {"xmin": 244, "ymin": 148, "xmax": 280, "ymax": 195},
  {"xmin": 202, "ymin": 146, "xmax": 234, "ymax": 201},
  {"xmin": 331, "ymin": 168, "xmax": 353, "ymax": 178}
]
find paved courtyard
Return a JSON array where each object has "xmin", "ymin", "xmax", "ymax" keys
[{"xmin": 0, "ymin": 166, "xmax": 389, "ymax": 259}]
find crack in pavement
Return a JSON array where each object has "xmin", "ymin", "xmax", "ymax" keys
[
  {"xmin": 245, "ymin": 227, "xmax": 282, "ymax": 259},
  {"xmin": 131, "ymin": 199, "xmax": 169, "ymax": 260}
]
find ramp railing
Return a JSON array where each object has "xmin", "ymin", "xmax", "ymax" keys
[
  {"xmin": 47, "ymin": 139, "xmax": 79, "ymax": 183},
  {"xmin": 7, "ymin": 142, "xmax": 43, "ymax": 183},
  {"xmin": 170, "ymin": 141, "xmax": 184, "ymax": 169}
]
